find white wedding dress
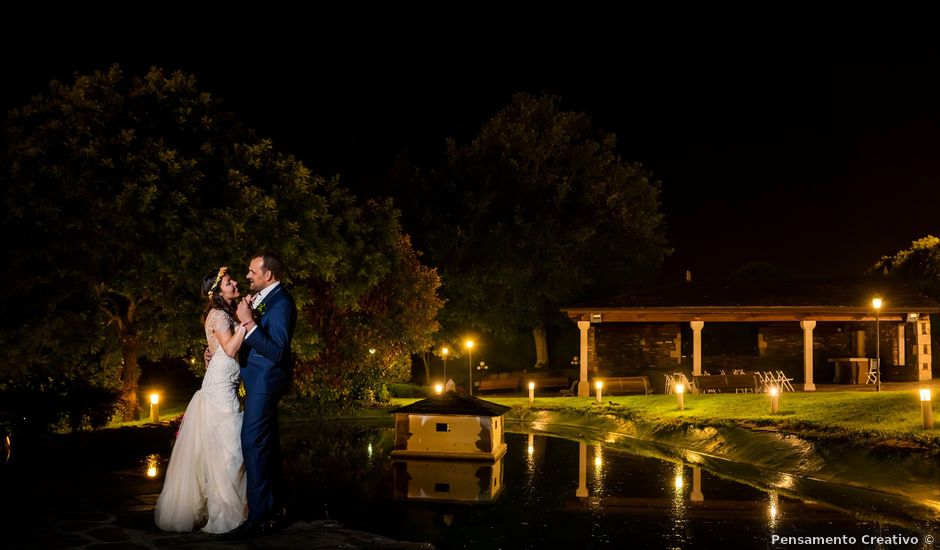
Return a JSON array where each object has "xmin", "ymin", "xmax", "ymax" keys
[{"xmin": 154, "ymin": 309, "xmax": 247, "ymax": 533}]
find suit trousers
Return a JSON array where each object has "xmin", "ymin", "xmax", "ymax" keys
[{"xmin": 241, "ymin": 390, "xmax": 283, "ymax": 523}]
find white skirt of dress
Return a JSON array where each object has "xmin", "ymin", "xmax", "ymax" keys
[{"xmin": 154, "ymin": 351, "xmax": 246, "ymax": 533}]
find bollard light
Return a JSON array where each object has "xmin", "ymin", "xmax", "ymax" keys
[
  {"xmin": 528, "ymin": 381, "xmax": 535, "ymax": 403},
  {"xmin": 434, "ymin": 383, "xmax": 444, "ymax": 395},
  {"xmin": 149, "ymin": 392, "xmax": 160, "ymax": 423},
  {"xmin": 675, "ymin": 383, "xmax": 685, "ymax": 410},
  {"xmin": 920, "ymin": 388, "xmax": 934, "ymax": 429},
  {"xmin": 595, "ymin": 380, "xmax": 604, "ymax": 403},
  {"xmin": 769, "ymin": 385, "xmax": 780, "ymax": 414}
]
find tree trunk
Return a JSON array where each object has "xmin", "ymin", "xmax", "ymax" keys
[
  {"xmin": 120, "ymin": 332, "xmax": 140, "ymax": 421},
  {"xmin": 532, "ymin": 323, "xmax": 549, "ymax": 369},
  {"xmin": 421, "ymin": 351, "xmax": 431, "ymax": 386}
]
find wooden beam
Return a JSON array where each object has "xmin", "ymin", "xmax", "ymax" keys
[{"xmin": 565, "ymin": 310, "xmax": 909, "ymax": 323}]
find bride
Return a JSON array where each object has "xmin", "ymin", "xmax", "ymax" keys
[{"xmin": 155, "ymin": 267, "xmax": 249, "ymax": 533}]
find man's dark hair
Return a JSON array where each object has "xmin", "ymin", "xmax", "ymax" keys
[{"xmin": 256, "ymin": 251, "xmax": 284, "ymax": 280}]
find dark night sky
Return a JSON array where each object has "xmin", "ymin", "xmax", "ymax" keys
[{"xmin": 3, "ymin": 11, "xmax": 939, "ymax": 281}]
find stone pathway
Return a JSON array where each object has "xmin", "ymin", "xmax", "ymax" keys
[
  {"xmin": 7, "ymin": 510, "xmax": 433, "ymax": 549},
  {"xmin": 6, "ymin": 504, "xmax": 434, "ymax": 549},
  {"xmin": 0, "ymin": 430, "xmax": 434, "ymax": 550}
]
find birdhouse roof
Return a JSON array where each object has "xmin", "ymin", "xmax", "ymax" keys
[{"xmin": 389, "ymin": 391, "xmax": 511, "ymax": 417}]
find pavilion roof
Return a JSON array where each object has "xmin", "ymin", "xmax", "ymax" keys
[{"xmin": 562, "ymin": 277, "xmax": 940, "ymax": 323}]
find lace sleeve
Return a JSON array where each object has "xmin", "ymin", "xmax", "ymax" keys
[
  {"xmin": 205, "ymin": 309, "xmax": 234, "ymax": 355},
  {"xmin": 208, "ymin": 309, "xmax": 234, "ymax": 334}
]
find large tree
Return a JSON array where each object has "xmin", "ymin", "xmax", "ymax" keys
[
  {"xmin": 395, "ymin": 93, "xmax": 669, "ymax": 368},
  {"xmin": 874, "ymin": 235, "xmax": 940, "ymax": 292},
  {"xmin": 0, "ymin": 66, "xmax": 432, "ymax": 423},
  {"xmin": 873, "ymin": 236, "xmax": 940, "ymax": 375},
  {"xmin": 300, "ymin": 229, "xmax": 442, "ymax": 404}
]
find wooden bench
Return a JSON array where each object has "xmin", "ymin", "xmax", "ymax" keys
[
  {"xmin": 477, "ymin": 375, "xmax": 521, "ymax": 392},
  {"xmin": 528, "ymin": 376, "xmax": 570, "ymax": 389},
  {"xmin": 693, "ymin": 374, "xmax": 760, "ymax": 393},
  {"xmin": 596, "ymin": 376, "xmax": 652, "ymax": 395}
]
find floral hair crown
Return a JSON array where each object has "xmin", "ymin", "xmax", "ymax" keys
[{"xmin": 208, "ymin": 266, "xmax": 228, "ymax": 297}]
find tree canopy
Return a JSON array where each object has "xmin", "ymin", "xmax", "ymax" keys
[
  {"xmin": 874, "ymin": 236, "xmax": 940, "ymax": 297},
  {"xmin": 394, "ymin": 93, "xmax": 669, "ymax": 368},
  {"xmin": 0, "ymin": 65, "xmax": 439, "ymax": 428}
]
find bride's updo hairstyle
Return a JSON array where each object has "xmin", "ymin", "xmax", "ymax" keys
[{"xmin": 202, "ymin": 266, "xmax": 238, "ymax": 322}]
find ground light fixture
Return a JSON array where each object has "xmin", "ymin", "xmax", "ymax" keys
[
  {"xmin": 149, "ymin": 392, "xmax": 160, "ymax": 423},
  {"xmin": 595, "ymin": 380, "xmax": 603, "ymax": 402},
  {"xmin": 434, "ymin": 383, "xmax": 443, "ymax": 395},
  {"xmin": 528, "ymin": 381, "xmax": 535, "ymax": 402},
  {"xmin": 769, "ymin": 385, "xmax": 780, "ymax": 414},
  {"xmin": 675, "ymin": 383, "xmax": 685, "ymax": 410},
  {"xmin": 921, "ymin": 388, "xmax": 934, "ymax": 429}
]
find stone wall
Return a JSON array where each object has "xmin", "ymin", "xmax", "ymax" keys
[{"xmin": 591, "ymin": 324, "xmax": 681, "ymax": 375}]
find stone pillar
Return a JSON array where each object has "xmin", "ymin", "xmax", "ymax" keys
[
  {"xmin": 801, "ymin": 320, "xmax": 816, "ymax": 391},
  {"xmin": 855, "ymin": 330, "xmax": 866, "ymax": 357},
  {"xmin": 691, "ymin": 465, "xmax": 704, "ymax": 502},
  {"xmin": 578, "ymin": 321, "xmax": 590, "ymax": 397},
  {"xmin": 576, "ymin": 442, "xmax": 588, "ymax": 498},
  {"xmin": 915, "ymin": 318, "xmax": 932, "ymax": 382},
  {"xmin": 897, "ymin": 324, "xmax": 906, "ymax": 367},
  {"xmin": 690, "ymin": 321, "xmax": 704, "ymax": 377}
]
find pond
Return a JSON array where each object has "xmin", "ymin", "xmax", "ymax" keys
[{"xmin": 264, "ymin": 419, "xmax": 938, "ymax": 549}]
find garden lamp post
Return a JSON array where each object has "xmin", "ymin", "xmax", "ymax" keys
[
  {"xmin": 441, "ymin": 345, "xmax": 449, "ymax": 383},
  {"xmin": 872, "ymin": 297, "xmax": 882, "ymax": 392},
  {"xmin": 465, "ymin": 339, "xmax": 475, "ymax": 395},
  {"xmin": 476, "ymin": 361, "xmax": 488, "ymax": 392}
]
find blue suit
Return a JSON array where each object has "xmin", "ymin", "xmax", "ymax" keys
[{"xmin": 240, "ymin": 284, "xmax": 296, "ymax": 524}]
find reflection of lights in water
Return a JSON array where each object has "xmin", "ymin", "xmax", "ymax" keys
[
  {"xmin": 768, "ymin": 491, "xmax": 779, "ymax": 528},
  {"xmin": 367, "ymin": 443, "xmax": 373, "ymax": 460},
  {"xmin": 668, "ymin": 462, "xmax": 688, "ymax": 545},
  {"xmin": 591, "ymin": 444, "xmax": 606, "ymax": 497},
  {"xmin": 145, "ymin": 454, "xmax": 159, "ymax": 478}
]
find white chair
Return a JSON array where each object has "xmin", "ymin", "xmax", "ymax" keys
[
  {"xmin": 664, "ymin": 374, "xmax": 675, "ymax": 395},
  {"xmin": 755, "ymin": 371, "xmax": 773, "ymax": 393},
  {"xmin": 775, "ymin": 371, "xmax": 795, "ymax": 392},
  {"xmin": 866, "ymin": 359, "xmax": 879, "ymax": 384}
]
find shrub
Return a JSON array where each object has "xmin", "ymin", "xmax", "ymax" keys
[{"xmin": 386, "ymin": 383, "xmax": 428, "ymax": 398}]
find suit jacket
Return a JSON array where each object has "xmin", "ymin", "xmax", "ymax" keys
[{"xmin": 240, "ymin": 284, "xmax": 296, "ymax": 396}]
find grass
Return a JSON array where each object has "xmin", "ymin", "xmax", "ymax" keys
[
  {"xmin": 105, "ymin": 400, "xmax": 188, "ymax": 429},
  {"xmin": 389, "ymin": 390, "xmax": 940, "ymax": 450}
]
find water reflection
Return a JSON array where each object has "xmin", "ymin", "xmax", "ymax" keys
[
  {"xmin": 393, "ymin": 457, "xmax": 504, "ymax": 503},
  {"xmin": 767, "ymin": 490, "xmax": 780, "ymax": 529},
  {"xmin": 267, "ymin": 422, "xmax": 936, "ymax": 548},
  {"xmin": 145, "ymin": 453, "xmax": 159, "ymax": 478}
]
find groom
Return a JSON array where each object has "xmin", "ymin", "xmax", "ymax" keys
[{"xmin": 230, "ymin": 252, "xmax": 296, "ymax": 536}]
